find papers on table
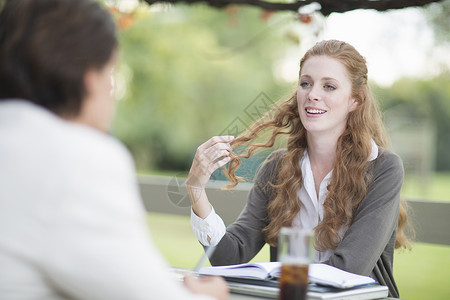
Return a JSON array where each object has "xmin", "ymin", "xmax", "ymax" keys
[{"xmin": 199, "ymin": 262, "xmax": 376, "ymax": 288}]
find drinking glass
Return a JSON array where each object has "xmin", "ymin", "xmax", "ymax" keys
[{"xmin": 277, "ymin": 227, "xmax": 313, "ymax": 300}]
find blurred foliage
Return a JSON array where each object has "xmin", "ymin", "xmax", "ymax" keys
[
  {"xmin": 112, "ymin": 4, "xmax": 297, "ymax": 171},
  {"xmin": 111, "ymin": 3, "xmax": 450, "ymax": 175},
  {"xmin": 425, "ymin": 0, "xmax": 450, "ymax": 44},
  {"xmin": 374, "ymin": 73, "xmax": 450, "ymax": 171}
]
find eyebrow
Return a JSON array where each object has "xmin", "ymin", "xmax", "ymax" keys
[
  {"xmin": 300, "ymin": 75, "xmax": 339, "ymax": 82},
  {"xmin": 322, "ymin": 77, "xmax": 339, "ymax": 82}
]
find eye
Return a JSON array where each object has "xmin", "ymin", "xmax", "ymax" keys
[
  {"xmin": 324, "ymin": 84, "xmax": 336, "ymax": 91},
  {"xmin": 300, "ymin": 81, "xmax": 311, "ymax": 88}
]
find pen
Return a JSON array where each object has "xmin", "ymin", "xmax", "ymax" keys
[{"xmin": 193, "ymin": 245, "xmax": 216, "ymax": 274}]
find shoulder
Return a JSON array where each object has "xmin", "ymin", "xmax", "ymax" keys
[
  {"xmin": 55, "ymin": 123, "xmax": 137, "ymax": 197},
  {"xmin": 369, "ymin": 147, "xmax": 404, "ymax": 179},
  {"xmin": 377, "ymin": 147, "xmax": 403, "ymax": 166},
  {"xmin": 64, "ymin": 123, "xmax": 133, "ymax": 171},
  {"xmin": 254, "ymin": 148, "xmax": 286, "ymax": 180},
  {"xmin": 362, "ymin": 148, "xmax": 404, "ymax": 208},
  {"xmin": 251, "ymin": 148, "xmax": 287, "ymax": 196},
  {"xmin": 267, "ymin": 148, "xmax": 287, "ymax": 161},
  {"xmin": 1, "ymin": 100, "xmax": 131, "ymax": 163},
  {"xmin": 0, "ymin": 100, "xmax": 140, "ymax": 220},
  {"xmin": 3, "ymin": 100, "xmax": 134, "ymax": 187},
  {"xmin": 262, "ymin": 148, "xmax": 287, "ymax": 170},
  {"xmin": 352, "ymin": 148, "xmax": 404, "ymax": 218},
  {"xmin": 45, "ymin": 115, "xmax": 142, "ymax": 220}
]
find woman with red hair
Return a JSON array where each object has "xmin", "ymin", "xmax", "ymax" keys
[{"xmin": 188, "ymin": 40, "xmax": 410, "ymax": 298}]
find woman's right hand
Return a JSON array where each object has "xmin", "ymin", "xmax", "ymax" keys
[{"xmin": 186, "ymin": 136, "xmax": 235, "ymax": 189}]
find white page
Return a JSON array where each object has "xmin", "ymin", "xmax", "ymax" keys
[{"xmin": 309, "ymin": 264, "xmax": 376, "ymax": 288}]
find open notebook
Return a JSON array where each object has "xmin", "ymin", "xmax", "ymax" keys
[{"xmin": 199, "ymin": 262, "xmax": 377, "ymax": 289}]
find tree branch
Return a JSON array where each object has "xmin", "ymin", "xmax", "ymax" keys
[{"xmin": 141, "ymin": 0, "xmax": 443, "ymax": 15}]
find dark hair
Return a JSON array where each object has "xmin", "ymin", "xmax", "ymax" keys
[{"xmin": 0, "ymin": 0, "xmax": 117, "ymax": 116}]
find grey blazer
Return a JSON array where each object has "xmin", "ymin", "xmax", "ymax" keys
[{"xmin": 209, "ymin": 148, "xmax": 403, "ymax": 298}]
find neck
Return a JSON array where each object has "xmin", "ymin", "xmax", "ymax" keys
[
  {"xmin": 306, "ymin": 131, "xmax": 340, "ymax": 173},
  {"xmin": 62, "ymin": 96, "xmax": 108, "ymax": 132}
]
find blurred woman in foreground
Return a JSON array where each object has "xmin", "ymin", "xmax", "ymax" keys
[{"xmin": 0, "ymin": 0, "xmax": 228, "ymax": 299}]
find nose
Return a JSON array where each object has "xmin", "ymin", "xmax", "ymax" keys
[{"xmin": 307, "ymin": 85, "xmax": 321, "ymax": 102}]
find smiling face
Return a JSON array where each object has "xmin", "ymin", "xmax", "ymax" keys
[{"xmin": 297, "ymin": 55, "xmax": 358, "ymax": 140}]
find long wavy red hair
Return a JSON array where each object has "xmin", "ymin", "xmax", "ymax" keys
[{"xmin": 225, "ymin": 40, "xmax": 410, "ymax": 250}]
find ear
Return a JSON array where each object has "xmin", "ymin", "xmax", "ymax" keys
[{"xmin": 349, "ymin": 98, "xmax": 359, "ymax": 112}]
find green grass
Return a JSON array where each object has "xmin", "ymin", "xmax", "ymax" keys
[
  {"xmin": 394, "ymin": 244, "xmax": 450, "ymax": 300},
  {"xmin": 147, "ymin": 212, "xmax": 269, "ymax": 269},
  {"xmin": 402, "ymin": 172, "xmax": 450, "ymax": 202},
  {"xmin": 148, "ymin": 212, "xmax": 450, "ymax": 300}
]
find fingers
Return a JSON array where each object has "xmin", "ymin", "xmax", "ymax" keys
[
  {"xmin": 202, "ymin": 147, "xmax": 231, "ymax": 163},
  {"xmin": 197, "ymin": 136, "xmax": 234, "ymax": 153},
  {"xmin": 195, "ymin": 136, "xmax": 234, "ymax": 170},
  {"xmin": 187, "ymin": 136, "xmax": 235, "ymax": 188},
  {"xmin": 184, "ymin": 275, "xmax": 229, "ymax": 300},
  {"xmin": 211, "ymin": 156, "xmax": 231, "ymax": 171},
  {"xmin": 200, "ymin": 148, "xmax": 231, "ymax": 174},
  {"xmin": 183, "ymin": 274, "xmax": 197, "ymax": 290},
  {"xmin": 198, "ymin": 136, "xmax": 234, "ymax": 162}
]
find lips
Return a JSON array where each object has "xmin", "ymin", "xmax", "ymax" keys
[{"xmin": 305, "ymin": 107, "xmax": 327, "ymax": 114}]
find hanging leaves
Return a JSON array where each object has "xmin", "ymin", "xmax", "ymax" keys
[{"xmin": 107, "ymin": 5, "xmax": 137, "ymax": 30}]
